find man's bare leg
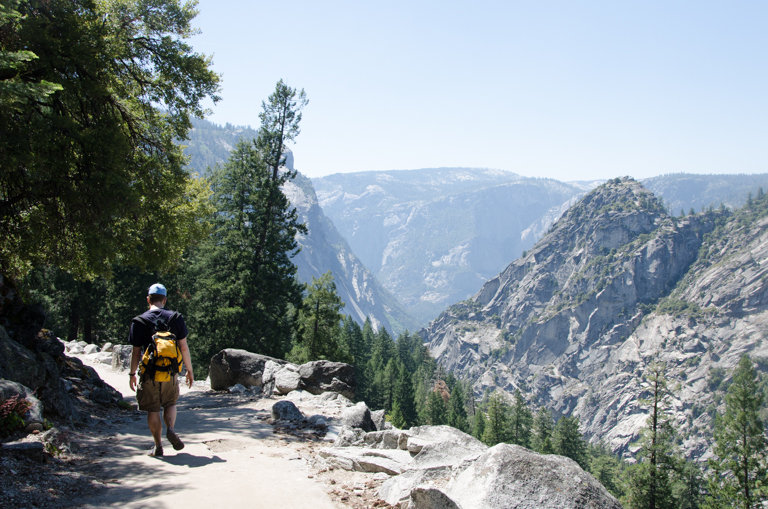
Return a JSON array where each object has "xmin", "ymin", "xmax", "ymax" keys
[
  {"xmin": 163, "ymin": 405, "xmax": 184, "ymax": 450},
  {"xmin": 147, "ymin": 411, "xmax": 163, "ymax": 456},
  {"xmin": 163, "ymin": 405, "xmax": 177, "ymax": 430}
]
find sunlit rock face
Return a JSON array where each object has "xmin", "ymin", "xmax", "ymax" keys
[
  {"xmin": 423, "ymin": 177, "xmax": 768, "ymax": 460},
  {"xmin": 313, "ymin": 168, "xmax": 584, "ymax": 324}
]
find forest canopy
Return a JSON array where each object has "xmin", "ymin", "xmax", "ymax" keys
[{"xmin": 0, "ymin": 0, "xmax": 220, "ymax": 281}]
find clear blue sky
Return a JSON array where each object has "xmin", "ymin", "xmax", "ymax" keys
[{"xmin": 190, "ymin": 1, "xmax": 767, "ymax": 181}]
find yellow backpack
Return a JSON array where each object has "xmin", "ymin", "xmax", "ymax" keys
[{"xmin": 133, "ymin": 313, "xmax": 182, "ymax": 382}]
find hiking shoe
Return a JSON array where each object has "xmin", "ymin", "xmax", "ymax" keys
[
  {"xmin": 148, "ymin": 444, "xmax": 163, "ymax": 457},
  {"xmin": 166, "ymin": 429, "xmax": 184, "ymax": 451}
]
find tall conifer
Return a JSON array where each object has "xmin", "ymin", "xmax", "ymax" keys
[{"xmin": 706, "ymin": 355, "xmax": 767, "ymax": 509}]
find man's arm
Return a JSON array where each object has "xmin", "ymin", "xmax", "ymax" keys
[
  {"xmin": 178, "ymin": 337, "xmax": 194, "ymax": 388},
  {"xmin": 129, "ymin": 347, "xmax": 141, "ymax": 391}
]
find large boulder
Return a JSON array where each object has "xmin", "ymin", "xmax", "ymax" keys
[
  {"xmin": 379, "ymin": 427, "xmax": 488, "ymax": 506},
  {"xmin": 402, "ymin": 444, "xmax": 623, "ymax": 509},
  {"xmin": 26, "ymin": 330, "xmax": 65, "ymax": 359},
  {"xmin": 111, "ymin": 344, "xmax": 133, "ymax": 371},
  {"xmin": 209, "ymin": 349, "xmax": 289, "ymax": 391},
  {"xmin": 274, "ymin": 364, "xmax": 302, "ymax": 395},
  {"xmin": 36, "ymin": 352, "xmax": 76, "ymax": 419},
  {"xmin": 370, "ymin": 409, "xmax": 386, "ymax": 432},
  {"xmin": 0, "ymin": 325, "xmax": 76, "ymax": 420},
  {"xmin": 297, "ymin": 360, "xmax": 356, "ymax": 399},
  {"xmin": 318, "ymin": 447, "xmax": 413, "ymax": 475},
  {"xmin": 271, "ymin": 400, "xmax": 304, "ymax": 421},
  {"xmin": 0, "ymin": 326, "xmax": 43, "ymax": 389},
  {"xmin": 0, "ymin": 379, "xmax": 44, "ymax": 427},
  {"xmin": 341, "ymin": 401, "xmax": 376, "ymax": 432}
]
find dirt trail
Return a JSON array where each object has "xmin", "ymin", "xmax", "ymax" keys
[{"xmin": 72, "ymin": 362, "xmax": 339, "ymax": 509}]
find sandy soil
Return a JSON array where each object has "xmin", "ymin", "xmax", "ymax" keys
[{"xmin": 57, "ymin": 358, "xmax": 392, "ymax": 509}]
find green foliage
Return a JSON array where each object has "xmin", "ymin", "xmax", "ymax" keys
[
  {"xmin": 673, "ymin": 460, "xmax": 704, "ymax": 509},
  {"xmin": 0, "ymin": 395, "xmax": 30, "ymax": 437},
  {"xmin": 183, "ymin": 136, "xmax": 305, "ymax": 370},
  {"xmin": 0, "ymin": 0, "xmax": 219, "ymax": 281},
  {"xmin": 589, "ymin": 443, "xmax": 625, "ymax": 500},
  {"xmin": 625, "ymin": 361, "xmax": 679, "ymax": 509},
  {"xmin": 448, "ymin": 383, "xmax": 469, "ymax": 432},
  {"xmin": 706, "ymin": 355, "xmax": 767, "ymax": 509},
  {"xmin": 289, "ymin": 271, "xmax": 348, "ymax": 363},
  {"xmin": 393, "ymin": 362, "xmax": 418, "ymax": 428},
  {"xmin": 483, "ymin": 392, "xmax": 511, "ymax": 446},
  {"xmin": 553, "ymin": 415, "xmax": 589, "ymax": 471},
  {"xmin": 472, "ymin": 408, "xmax": 487, "ymax": 440},
  {"xmin": 655, "ymin": 298, "xmax": 705, "ymax": 318},
  {"xmin": 532, "ymin": 406, "xmax": 555, "ymax": 454},
  {"xmin": 509, "ymin": 389, "xmax": 533, "ymax": 448},
  {"xmin": 426, "ymin": 389, "xmax": 448, "ymax": 425}
]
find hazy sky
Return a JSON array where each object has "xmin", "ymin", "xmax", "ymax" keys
[{"xmin": 191, "ymin": 1, "xmax": 767, "ymax": 180}]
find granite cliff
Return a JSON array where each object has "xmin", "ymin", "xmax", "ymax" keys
[
  {"xmin": 283, "ymin": 172, "xmax": 419, "ymax": 335},
  {"xmin": 313, "ymin": 169, "xmax": 584, "ymax": 324},
  {"xmin": 422, "ymin": 177, "xmax": 768, "ymax": 460}
]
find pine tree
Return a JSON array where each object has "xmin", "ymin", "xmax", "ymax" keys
[
  {"xmin": 448, "ymin": 383, "xmax": 469, "ymax": 432},
  {"xmin": 396, "ymin": 330, "xmax": 416, "ymax": 374},
  {"xmin": 382, "ymin": 359, "xmax": 398, "ymax": 411},
  {"xmin": 393, "ymin": 362, "xmax": 417, "ymax": 428},
  {"xmin": 251, "ymin": 80, "xmax": 308, "ymax": 276},
  {"xmin": 532, "ymin": 407, "xmax": 555, "ymax": 454},
  {"xmin": 626, "ymin": 361, "xmax": 678, "ymax": 509},
  {"xmin": 185, "ymin": 134, "xmax": 306, "ymax": 368},
  {"xmin": 290, "ymin": 271, "xmax": 347, "ymax": 363},
  {"xmin": 473, "ymin": 408, "xmax": 486, "ymax": 441},
  {"xmin": 553, "ymin": 416, "xmax": 588, "ymax": 470},
  {"xmin": 359, "ymin": 318, "xmax": 376, "ymax": 403},
  {"xmin": 589, "ymin": 443, "xmax": 624, "ymax": 499},
  {"xmin": 341, "ymin": 317, "xmax": 369, "ymax": 402},
  {"xmin": 483, "ymin": 392, "xmax": 511, "ymax": 446},
  {"xmin": 426, "ymin": 389, "xmax": 448, "ymax": 425},
  {"xmin": 390, "ymin": 400, "xmax": 406, "ymax": 429},
  {"xmin": 706, "ymin": 355, "xmax": 767, "ymax": 509},
  {"xmin": 509, "ymin": 389, "xmax": 533, "ymax": 448},
  {"xmin": 673, "ymin": 460, "xmax": 703, "ymax": 509}
]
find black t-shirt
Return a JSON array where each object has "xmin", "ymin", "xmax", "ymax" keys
[{"xmin": 128, "ymin": 308, "xmax": 189, "ymax": 351}]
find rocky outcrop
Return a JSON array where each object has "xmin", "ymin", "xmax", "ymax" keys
[
  {"xmin": 0, "ymin": 380, "xmax": 44, "ymax": 430},
  {"xmin": 422, "ymin": 178, "xmax": 768, "ymax": 461},
  {"xmin": 340, "ymin": 402, "xmax": 376, "ymax": 432},
  {"xmin": 271, "ymin": 400, "xmax": 304, "ymax": 422},
  {"xmin": 298, "ymin": 360, "xmax": 356, "ymax": 399},
  {"xmin": 318, "ymin": 424, "xmax": 617, "ymax": 508},
  {"xmin": 0, "ymin": 323, "xmax": 127, "ymax": 421},
  {"xmin": 208, "ymin": 349, "xmax": 289, "ymax": 391},
  {"xmin": 406, "ymin": 444, "xmax": 621, "ymax": 509},
  {"xmin": 284, "ymin": 172, "xmax": 419, "ymax": 334},
  {"xmin": 209, "ymin": 349, "xmax": 358, "ymax": 400},
  {"xmin": 111, "ymin": 345, "xmax": 133, "ymax": 371}
]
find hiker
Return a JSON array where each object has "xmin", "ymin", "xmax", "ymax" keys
[{"xmin": 128, "ymin": 283, "xmax": 194, "ymax": 457}]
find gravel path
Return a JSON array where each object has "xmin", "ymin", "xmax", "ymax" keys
[{"xmin": 67, "ymin": 361, "xmax": 339, "ymax": 509}]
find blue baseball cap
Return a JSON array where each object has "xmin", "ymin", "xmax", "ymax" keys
[{"xmin": 148, "ymin": 283, "xmax": 167, "ymax": 296}]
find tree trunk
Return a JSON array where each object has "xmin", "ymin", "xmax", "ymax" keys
[{"xmin": 68, "ymin": 301, "xmax": 80, "ymax": 342}]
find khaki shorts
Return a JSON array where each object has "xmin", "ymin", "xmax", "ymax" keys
[{"xmin": 136, "ymin": 374, "xmax": 180, "ymax": 412}]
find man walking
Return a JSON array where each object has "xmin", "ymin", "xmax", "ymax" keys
[{"xmin": 128, "ymin": 283, "xmax": 194, "ymax": 457}]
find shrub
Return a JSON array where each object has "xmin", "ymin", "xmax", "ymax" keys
[{"xmin": 0, "ymin": 396, "xmax": 32, "ymax": 437}]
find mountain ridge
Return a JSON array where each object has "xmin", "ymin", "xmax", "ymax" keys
[{"xmin": 421, "ymin": 177, "xmax": 768, "ymax": 459}]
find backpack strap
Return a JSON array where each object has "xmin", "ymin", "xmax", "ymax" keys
[{"xmin": 167, "ymin": 312, "xmax": 180, "ymax": 330}]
